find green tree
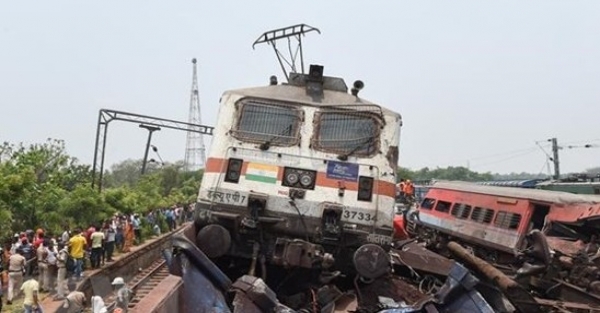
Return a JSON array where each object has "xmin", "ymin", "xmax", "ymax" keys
[
  {"xmin": 0, "ymin": 139, "xmax": 109, "ymax": 236},
  {"xmin": 397, "ymin": 166, "xmax": 493, "ymax": 182}
]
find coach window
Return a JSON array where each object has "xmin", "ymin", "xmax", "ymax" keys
[
  {"xmin": 421, "ymin": 198, "xmax": 436, "ymax": 210},
  {"xmin": 494, "ymin": 211, "xmax": 522, "ymax": 230},
  {"xmin": 471, "ymin": 207, "xmax": 494, "ymax": 224},
  {"xmin": 451, "ymin": 203, "xmax": 472, "ymax": 219},
  {"xmin": 232, "ymin": 100, "xmax": 302, "ymax": 146},
  {"xmin": 434, "ymin": 200, "xmax": 451, "ymax": 213}
]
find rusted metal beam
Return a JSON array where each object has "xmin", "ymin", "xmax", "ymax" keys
[{"xmin": 447, "ymin": 241, "xmax": 543, "ymax": 313}]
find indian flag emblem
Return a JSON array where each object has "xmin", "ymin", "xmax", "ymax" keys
[{"xmin": 245, "ymin": 163, "xmax": 279, "ymax": 184}]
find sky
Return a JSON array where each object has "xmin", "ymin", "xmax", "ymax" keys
[{"xmin": 1, "ymin": 1, "xmax": 599, "ymax": 175}]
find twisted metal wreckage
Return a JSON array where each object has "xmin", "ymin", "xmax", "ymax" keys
[
  {"xmin": 164, "ymin": 232, "xmax": 498, "ymax": 313},
  {"xmin": 161, "ymin": 212, "xmax": 600, "ymax": 313}
]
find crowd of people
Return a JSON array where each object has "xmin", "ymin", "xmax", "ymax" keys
[{"xmin": 0, "ymin": 204, "xmax": 194, "ymax": 312}]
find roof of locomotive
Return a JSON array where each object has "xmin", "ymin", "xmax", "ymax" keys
[
  {"xmin": 222, "ymin": 83, "xmax": 401, "ymax": 118},
  {"xmin": 430, "ymin": 181, "xmax": 600, "ymax": 205}
]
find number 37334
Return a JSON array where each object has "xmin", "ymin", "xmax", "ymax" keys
[{"xmin": 342, "ymin": 210, "xmax": 374, "ymax": 222}]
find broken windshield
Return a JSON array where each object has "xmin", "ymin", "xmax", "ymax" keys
[
  {"xmin": 232, "ymin": 100, "xmax": 301, "ymax": 146},
  {"xmin": 312, "ymin": 111, "xmax": 380, "ymax": 157}
]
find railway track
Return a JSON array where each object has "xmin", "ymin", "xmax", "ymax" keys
[{"xmin": 104, "ymin": 258, "xmax": 170, "ymax": 312}]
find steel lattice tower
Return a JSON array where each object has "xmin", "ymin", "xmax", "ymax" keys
[{"xmin": 184, "ymin": 58, "xmax": 206, "ymax": 171}]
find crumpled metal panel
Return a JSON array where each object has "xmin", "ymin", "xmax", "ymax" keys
[
  {"xmin": 168, "ymin": 235, "xmax": 232, "ymax": 313},
  {"xmin": 390, "ymin": 241, "xmax": 453, "ymax": 276}
]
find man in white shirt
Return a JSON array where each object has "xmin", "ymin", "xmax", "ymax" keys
[
  {"xmin": 103, "ymin": 223, "xmax": 116, "ymax": 262},
  {"xmin": 45, "ymin": 240, "xmax": 58, "ymax": 293},
  {"xmin": 61, "ymin": 226, "xmax": 70, "ymax": 245}
]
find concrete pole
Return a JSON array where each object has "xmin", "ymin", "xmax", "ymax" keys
[{"xmin": 139, "ymin": 125, "xmax": 161, "ymax": 175}]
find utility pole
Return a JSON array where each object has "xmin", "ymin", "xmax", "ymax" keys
[
  {"xmin": 549, "ymin": 137, "xmax": 560, "ymax": 180},
  {"xmin": 140, "ymin": 124, "xmax": 161, "ymax": 174}
]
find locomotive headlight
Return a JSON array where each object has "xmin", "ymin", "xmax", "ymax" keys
[
  {"xmin": 286, "ymin": 172, "xmax": 300, "ymax": 185},
  {"xmin": 282, "ymin": 167, "xmax": 316, "ymax": 190},
  {"xmin": 300, "ymin": 174, "xmax": 313, "ymax": 187}
]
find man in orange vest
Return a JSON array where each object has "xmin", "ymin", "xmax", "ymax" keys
[
  {"xmin": 397, "ymin": 179, "xmax": 406, "ymax": 200},
  {"xmin": 403, "ymin": 180, "xmax": 415, "ymax": 203}
]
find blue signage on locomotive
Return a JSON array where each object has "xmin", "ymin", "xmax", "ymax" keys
[{"xmin": 326, "ymin": 161, "xmax": 359, "ymax": 182}]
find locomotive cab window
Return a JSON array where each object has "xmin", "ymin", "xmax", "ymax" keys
[
  {"xmin": 312, "ymin": 110, "xmax": 380, "ymax": 157},
  {"xmin": 232, "ymin": 100, "xmax": 301, "ymax": 146},
  {"xmin": 434, "ymin": 200, "xmax": 451, "ymax": 213},
  {"xmin": 494, "ymin": 211, "xmax": 521, "ymax": 230}
]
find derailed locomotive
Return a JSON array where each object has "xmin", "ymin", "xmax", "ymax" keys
[
  {"xmin": 193, "ymin": 64, "xmax": 401, "ymax": 274},
  {"xmin": 180, "ymin": 25, "xmax": 501, "ymax": 313}
]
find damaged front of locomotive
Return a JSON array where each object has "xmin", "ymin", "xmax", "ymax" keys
[{"xmin": 194, "ymin": 65, "xmax": 401, "ymax": 278}]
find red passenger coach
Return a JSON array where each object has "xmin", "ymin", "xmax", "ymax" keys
[{"xmin": 411, "ymin": 181, "xmax": 600, "ymax": 262}]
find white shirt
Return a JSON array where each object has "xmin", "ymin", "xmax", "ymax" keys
[
  {"xmin": 61, "ymin": 231, "xmax": 70, "ymax": 243},
  {"xmin": 46, "ymin": 248, "xmax": 57, "ymax": 265}
]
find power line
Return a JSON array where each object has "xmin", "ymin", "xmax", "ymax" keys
[
  {"xmin": 536, "ymin": 158, "xmax": 551, "ymax": 177},
  {"xmin": 467, "ymin": 146, "xmax": 543, "ymax": 162},
  {"xmin": 470, "ymin": 148, "xmax": 541, "ymax": 168},
  {"xmin": 558, "ymin": 138, "xmax": 600, "ymax": 146},
  {"xmin": 561, "ymin": 143, "xmax": 600, "ymax": 149}
]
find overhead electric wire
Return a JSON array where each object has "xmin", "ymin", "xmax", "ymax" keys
[
  {"xmin": 536, "ymin": 158, "xmax": 552, "ymax": 177},
  {"xmin": 558, "ymin": 138, "xmax": 600, "ymax": 146},
  {"xmin": 470, "ymin": 148, "xmax": 541, "ymax": 168},
  {"xmin": 466, "ymin": 146, "xmax": 543, "ymax": 162}
]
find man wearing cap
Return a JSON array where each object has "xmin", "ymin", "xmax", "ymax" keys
[{"xmin": 112, "ymin": 277, "xmax": 133, "ymax": 312}]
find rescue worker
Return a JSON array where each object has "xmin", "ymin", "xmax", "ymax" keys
[
  {"xmin": 397, "ymin": 178, "xmax": 406, "ymax": 201},
  {"xmin": 403, "ymin": 179, "xmax": 415, "ymax": 203},
  {"xmin": 112, "ymin": 277, "xmax": 133, "ymax": 313},
  {"xmin": 63, "ymin": 290, "xmax": 86, "ymax": 313}
]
